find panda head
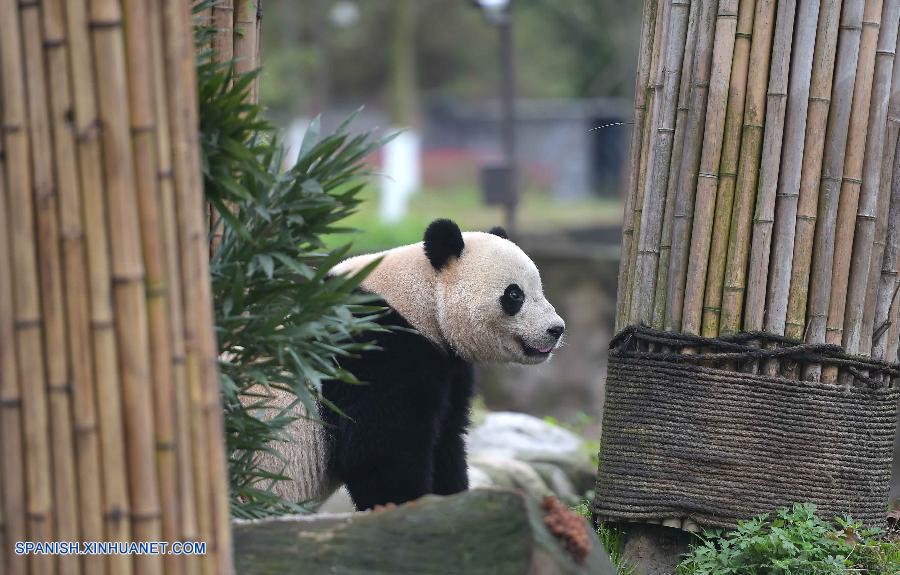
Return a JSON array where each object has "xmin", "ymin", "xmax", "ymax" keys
[{"xmin": 422, "ymin": 219, "xmax": 565, "ymax": 364}]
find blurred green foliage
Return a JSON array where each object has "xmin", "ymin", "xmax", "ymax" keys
[{"xmin": 258, "ymin": 0, "xmax": 642, "ymax": 120}]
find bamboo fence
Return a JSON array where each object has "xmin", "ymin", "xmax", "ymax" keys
[
  {"xmin": 619, "ymin": 0, "xmax": 900, "ymax": 368},
  {"xmin": 0, "ymin": 1, "xmax": 232, "ymax": 573}
]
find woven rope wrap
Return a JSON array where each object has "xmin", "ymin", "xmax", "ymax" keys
[{"xmin": 592, "ymin": 326, "xmax": 900, "ymax": 529}]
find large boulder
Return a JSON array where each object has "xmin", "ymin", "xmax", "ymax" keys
[{"xmin": 234, "ymin": 488, "xmax": 617, "ymax": 575}]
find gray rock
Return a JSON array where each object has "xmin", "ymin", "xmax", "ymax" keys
[
  {"xmin": 468, "ymin": 412, "xmax": 584, "ymax": 461},
  {"xmin": 531, "ymin": 462, "xmax": 580, "ymax": 504},
  {"xmin": 470, "ymin": 455, "xmax": 551, "ymax": 500}
]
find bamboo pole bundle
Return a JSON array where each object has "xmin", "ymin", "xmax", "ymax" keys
[
  {"xmin": 65, "ymin": 0, "xmax": 134, "ymax": 569},
  {"xmin": 149, "ymin": 5, "xmax": 201, "ymax": 574},
  {"xmin": 632, "ymin": 0, "xmax": 694, "ymax": 325},
  {"xmin": 763, "ymin": 0, "xmax": 821, "ymax": 347},
  {"xmin": 720, "ymin": 0, "xmax": 779, "ymax": 335},
  {"xmin": 866, "ymin": 22, "xmax": 900, "ymax": 359},
  {"xmin": 802, "ymin": 0, "xmax": 866, "ymax": 380},
  {"xmin": 653, "ymin": 0, "xmax": 701, "ymax": 329},
  {"xmin": 842, "ymin": 0, "xmax": 899, "ymax": 357},
  {"xmin": 164, "ymin": 0, "xmax": 234, "ymax": 570},
  {"xmin": 627, "ymin": 0, "xmax": 671, "ymax": 327},
  {"xmin": 783, "ymin": 0, "xmax": 847, "ymax": 344},
  {"xmin": 681, "ymin": 0, "xmax": 740, "ymax": 336},
  {"xmin": 700, "ymin": 0, "xmax": 756, "ymax": 337},
  {"xmin": 743, "ymin": 0, "xmax": 798, "ymax": 334},
  {"xmin": 821, "ymin": 0, "xmax": 884, "ymax": 382},
  {"xmin": 41, "ymin": 1, "xmax": 106, "ymax": 573},
  {"xmin": 0, "ymin": 89, "xmax": 28, "ymax": 575},
  {"xmin": 665, "ymin": 0, "xmax": 719, "ymax": 332},
  {"xmin": 616, "ymin": 0, "xmax": 660, "ymax": 331},
  {"xmin": 0, "ymin": 1, "xmax": 233, "ymax": 572},
  {"xmin": 0, "ymin": 3, "xmax": 57, "ymax": 575}
]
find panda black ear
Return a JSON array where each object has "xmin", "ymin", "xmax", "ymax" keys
[
  {"xmin": 488, "ymin": 226, "xmax": 508, "ymax": 240},
  {"xmin": 423, "ymin": 218, "xmax": 464, "ymax": 270}
]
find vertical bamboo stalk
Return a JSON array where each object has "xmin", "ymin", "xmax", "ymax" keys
[
  {"xmin": 764, "ymin": 0, "xmax": 821, "ymax": 343},
  {"xmin": 234, "ymin": 0, "xmax": 259, "ymax": 85},
  {"xmin": 164, "ymin": 0, "xmax": 233, "ymax": 571},
  {"xmin": 783, "ymin": 0, "xmax": 846, "ymax": 344},
  {"xmin": 653, "ymin": 0, "xmax": 701, "ymax": 329},
  {"xmin": 41, "ymin": 1, "xmax": 106, "ymax": 572},
  {"xmin": 874, "ymin": 135, "xmax": 900, "ymax": 359},
  {"xmin": 0, "ymin": 89, "xmax": 28, "ymax": 575},
  {"xmin": 682, "ymin": 0, "xmax": 740, "ymax": 335},
  {"xmin": 149, "ymin": 4, "xmax": 201, "ymax": 574},
  {"xmin": 627, "ymin": 0, "xmax": 671, "ymax": 327},
  {"xmin": 0, "ymin": 0, "xmax": 56, "ymax": 572},
  {"xmin": 701, "ymin": 0, "xmax": 756, "ymax": 337},
  {"xmin": 89, "ymin": 0, "xmax": 163, "ymax": 572},
  {"xmin": 822, "ymin": 0, "xmax": 883, "ymax": 378},
  {"xmin": 802, "ymin": 0, "xmax": 865, "ymax": 380},
  {"xmin": 832, "ymin": 0, "xmax": 900, "ymax": 354},
  {"xmin": 65, "ymin": 2, "xmax": 134, "ymax": 569},
  {"xmin": 122, "ymin": 1, "xmax": 183, "ymax": 574},
  {"xmin": 633, "ymin": 0, "xmax": 693, "ymax": 325},
  {"xmin": 872, "ymin": 34, "xmax": 900, "ymax": 359},
  {"xmin": 19, "ymin": 4, "xmax": 83, "ymax": 574},
  {"xmin": 213, "ymin": 0, "xmax": 235, "ymax": 64},
  {"xmin": 617, "ymin": 0, "xmax": 659, "ymax": 331},
  {"xmin": 665, "ymin": 0, "xmax": 719, "ymax": 332},
  {"xmin": 744, "ymin": 0, "xmax": 797, "ymax": 332},
  {"xmin": 720, "ymin": 0, "xmax": 779, "ymax": 335}
]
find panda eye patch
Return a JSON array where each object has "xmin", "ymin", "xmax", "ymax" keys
[{"xmin": 500, "ymin": 283, "xmax": 525, "ymax": 315}]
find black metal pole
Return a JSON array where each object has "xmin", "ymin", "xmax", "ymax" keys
[{"xmin": 498, "ymin": 8, "xmax": 517, "ymax": 235}]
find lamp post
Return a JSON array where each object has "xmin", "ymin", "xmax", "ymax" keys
[{"xmin": 472, "ymin": 0, "xmax": 517, "ymax": 235}]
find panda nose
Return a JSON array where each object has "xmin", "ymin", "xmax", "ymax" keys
[{"xmin": 547, "ymin": 325, "xmax": 565, "ymax": 340}]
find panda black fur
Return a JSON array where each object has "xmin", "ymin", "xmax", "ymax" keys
[{"xmin": 263, "ymin": 218, "xmax": 565, "ymax": 510}]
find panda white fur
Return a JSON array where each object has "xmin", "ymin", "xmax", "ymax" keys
[{"xmin": 257, "ymin": 218, "xmax": 565, "ymax": 510}]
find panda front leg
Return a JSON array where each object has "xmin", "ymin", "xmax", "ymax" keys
[
  {"xmin": 432, "ymin": 432, "xmax": 468, "ymax": 495},
  {"xmin": 337, "ymin": 426, "xmax": 437, "ymax": 510}
]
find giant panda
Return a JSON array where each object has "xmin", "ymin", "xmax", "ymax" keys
[{"xmin": 259, "ymin": 218, "xmax": 565, "ymax": 511}]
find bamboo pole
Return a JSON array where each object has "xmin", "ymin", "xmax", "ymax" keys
[
  {"xmin": 764, "ymin": 0, "xmax": 821, "ymax": 348},
  {"xmin": 843, "ymin": 0, "xmax": 899, "ymax": 357},
  {"xmin": 802, "ymin": 0, "xmax": 865, "ymax": 380},
  {"xmin": 874, "ymin": 133, "xmax": 900, "ymax": 359},
  {"xmin": 821, "ymin": 0, "xmax": 883, "ymax": 381},
  {"xmin": 234, "ymin": 0, "xmax": 259, "ymax": 81},
  {"xmin": 65, "ymin": 2, "xmax": 134, "ymax": 569},
  {"xmin": 213, "ymin": 0, "xmax": 235, "ymax": 65},
  {"xmin": 19, "ymin": 4, "xmax": 83, "ymax": 573},
  {"xmin": 872, "ymin": 35, "xmax": 900, "ymax": 360},
  {"xmin": 123, "ymin": 1, "xmax": 183, "ymax": 573},
  {"xmin": 720, "ymin": 0, "xmax": 779, "ymax": 335},
  {"xmin": 149, "ymin": 5, "xmax": 201, "ymax": 574},
  {"xmin": 653, "ymin": 0, "xmax": 700, "ymax": 329},
  {"xmin": 783, "ymin": 0, "xmax": 847, "ymax": 346},
  {"xmin": 701, "ymin": 0, "xmax": 756, "ymax": 337},
  {"xmin": 0, "ymin": 1, "xmax": 57, "ymax": 573},
  {"xmin": 665, "ymin": 0, "xmax": 719, "ymax": 332},
  {"xmin": 89, "ymin": 0, "xmax": 164, "ymax": 571},
  {"xmin": 627, "ymin": 0, "xmax": 670, "ymax": 327},
  {"xmin": 42, "ymin": 1, "xmax": 106, "ymax": 572},
  {"xmin": 681, "ymin": 0, "xmax": 740, "ymax": 335},
  {"xmin": 0, "ymin": 86, "xmax": 27, "ymax": 575},
  {"xmin": 617, "ymin": 0, "xmax": 660, "ymax": 331},
  {"xmin": 633, "ymin": 0, "xmax": 693, "ymax": 325},
  {"xmin": 164, "ymin": 0, "xmax": 234, "ymax": 571},
  {"xmin": 744, "ymin": 0, "xmax": 797, "ymax": 333}
]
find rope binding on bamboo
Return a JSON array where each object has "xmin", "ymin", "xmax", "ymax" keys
[{"xmin": 592, "ymin": 325, "xmax": 899, "ymax": 530}]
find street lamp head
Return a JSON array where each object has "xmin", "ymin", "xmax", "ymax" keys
[{"xmin": 472, "ymin": 0, "xmax": 510, "ymax": 25}]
